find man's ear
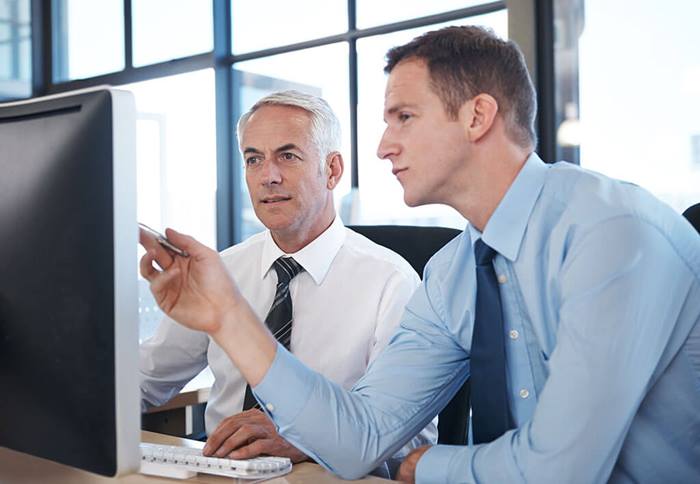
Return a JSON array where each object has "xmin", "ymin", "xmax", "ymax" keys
[
  {"xmin": 460, "ymin": 93, "xmax": 499, "ymax": 143},
  {"xmin": 325, "ymin": 152, "xmax": 344, "ymax": 189}
]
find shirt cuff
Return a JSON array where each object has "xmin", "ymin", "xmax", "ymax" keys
[
  {"xmin": 252, "ymin": 343, "xmax": 315, "ymax": 429},
  {"xmin": 416, "ymin": 445, "xmax": 470, "ymax": 484}
]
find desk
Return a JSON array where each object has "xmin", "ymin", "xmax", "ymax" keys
[{"xmin": 0, "ymin": 431, "xmax": 394, "ymax": 483}]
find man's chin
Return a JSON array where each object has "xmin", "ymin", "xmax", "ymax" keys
[
  {"xmin": 403, "ymin": 191, "xmax": 425, "ymax": 208},
  {"xmin": 254, "ymin": 208, "xmax": 292, "ymax": 230}
]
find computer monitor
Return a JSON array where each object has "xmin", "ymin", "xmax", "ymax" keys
[{"xmin": 0, "ymin": 87, "xmax": 140, "ymax": 476}]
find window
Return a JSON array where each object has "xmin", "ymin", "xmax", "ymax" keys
[
  {"xmin": 52, "ymin": 0, "xmax": 124, "ymax": 81},
  {"xmin": 554, "ymin": 0, "xmax": 700, "ymax": 213},
  {"xmin": 0, "ymin": 0, "xmax": 31, "ymax": 99},
  {"xmin": 27, "ymin": 1, "xmax": 514, "ymax": 333},
  {"xmin": 231, "ymin": 0, "xmax": 346, "ymax": 54},
  {"xmin": 356, "ymin": 0, "xmax": 489, "ymax": 28},
  {"xmin": 132, "ymin": 0, "xmax": 212, "ymax": 66},
  {"xmin": 119, "ymin": 70, "xmax": 217, "ymax": 340}
]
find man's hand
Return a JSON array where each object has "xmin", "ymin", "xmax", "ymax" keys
[
  {"xmin": 203, "ymin": 409, "xmax": 308, "ymax": 463},
  {"xmin": 140, "ymin": 227, "xmax": 277, "ymax": 387},
  {"xmin": 139, "ymin": 227, "xmax": 241, "ymax": 335},
  {"xmin": 396, "ymin": 445, "xmax": 432, "ymax": 483}
]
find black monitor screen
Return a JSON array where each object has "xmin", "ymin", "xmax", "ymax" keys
[{"xmin": 0, "ymin": 88, "xmax": 139, "ymax": 476}]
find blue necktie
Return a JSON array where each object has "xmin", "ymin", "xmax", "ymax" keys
[
  {"xmin": 243, "ymin": 257, "xmax": 304, "ymax": 410},
  {"xmin": 470, "ymin": 239, "xmax": 512, "ymax": 443}
]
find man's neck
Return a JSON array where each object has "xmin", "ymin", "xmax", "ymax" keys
[
  {"xmin": 271, "ymin": 209, "xmax": 335, "ymax": 254},
  {"xmin": 453, "ymin": 145, "xmax": 532, "ymax": 232}
]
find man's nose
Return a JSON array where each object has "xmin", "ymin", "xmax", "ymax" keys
[
  {"xmin": 377, "ymin": 127, "xmax": 398, "ymax": 161},
  {"xmin": 260, "ymin": 159, "xmax": 282, "ymax": 185}
]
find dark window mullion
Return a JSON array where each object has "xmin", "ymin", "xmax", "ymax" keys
[
  {"xmin": 30, "ymin": 0, "xmax": 51, "ymax": 96},
  {"xmin": 124, "ymin": 0, "xmax": 133, "ymax": 70},
  {"xmin": 348, "ymin": 0, "xmax": 358, "ymax": 188},
  {"xmin": 213, "ymin": 0, "xmax": 237, "ymax": 248},
  {"xmin": 535, "ymin": 0, "xmax": 556, "ymax": 163},
  {"xmin": 44, "ymin": 52, "xmax": 213, "ymax": 94}
]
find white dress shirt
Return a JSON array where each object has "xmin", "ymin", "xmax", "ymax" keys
[{"xmin": 140, "ymin": 216, "xmax": 436, "ymax": 458}]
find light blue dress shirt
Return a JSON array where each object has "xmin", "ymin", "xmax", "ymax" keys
[{"xmin": 254, "ymin": 153, "xmax": 700, "ymax": 483}]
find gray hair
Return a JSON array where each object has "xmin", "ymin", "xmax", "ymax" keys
[{"xmin": 237, "ymin": 90, "xmax": 342, "ymax": 170}]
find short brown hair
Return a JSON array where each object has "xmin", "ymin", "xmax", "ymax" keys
[{"xmin": 385, "ymin": 25, "xmax": 537, "ymax": 148}]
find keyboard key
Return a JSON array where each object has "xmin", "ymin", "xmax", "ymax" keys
[{"xmin": 139, "ymin": 442, "xmax": 292, "ymax": 479}]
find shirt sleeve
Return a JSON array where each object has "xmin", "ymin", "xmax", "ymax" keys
[
  {"xmin": 254, "ymin": 267, "xmax": 469, "ymax": 480},
  {"xmin": 139, "ymin": 316, "xmax": 210, "ymax": 411},
  {"xmin": 371, "ymin": 267, "xmax": 438, "ymax": 471},
  {"xmin": 417, "ymin": 216, "xmax": 698, "ymax": 483}
]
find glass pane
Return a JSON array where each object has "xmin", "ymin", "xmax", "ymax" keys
[
  {"xmin": 357, "ymin": 0, "xmax": 492, "ymax": 29},
  {"xmin": 231, "ymin": 0, "xmax": 346, "ymax": 54},
  {"xmin": 356, "ymin": 11, "xmax": 507, "ymax": 228},
  {"xmin": 555, "ymin": 0, "xmax": 700, "ymax": 213},
  {"xmin": 52, "ymin": 0, "xmax": 124, "ymax": 81},
  {"xmin": 119, "ymin": 70, "xmax": 217, "ymax": 341},
  {"xmin": 0, "ymin": 0, "xmax": 31, "ymax": 99},
  {"xmin": 132, "ymin": 0, "xmax": 213, "ymax": 67},
  {"xmin": 232, "ymin": 43, "xmax": 351, "ymax": 240}
]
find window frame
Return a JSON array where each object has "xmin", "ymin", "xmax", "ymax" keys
[{"xmin": 27, "ymin": 0, "xmax": 549, "ymax": 249}]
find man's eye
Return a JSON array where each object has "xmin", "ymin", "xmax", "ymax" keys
[
  {"xmin": 398, "ymin": 112, "xmax": 412, "ymax": 122},
  {"xmin": 245, "ymin": 156, "xmax": 261, "ymax": 166},
  {"xmin": 281, "ymin": 152, "xmax": 298, "ymax": 161}
]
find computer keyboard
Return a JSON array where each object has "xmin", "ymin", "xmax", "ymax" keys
[{"xmin": 140, "ymin": 442, "xmax": 293, "ymax": 480}]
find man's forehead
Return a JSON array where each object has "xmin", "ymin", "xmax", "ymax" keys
[
  {"xmin": 247, "ymin": 104, "xmax": 311, "ymax": 126},
  {"xmin": 383, "ymin": 61, "xmax": 430, "ymax": 111},
  {"xmin": 242, "ymin": 106, "xmax": 311, "ymax": 141}
]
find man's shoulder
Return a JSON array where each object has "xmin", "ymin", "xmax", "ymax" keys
[
  {"xmin": 537, "ymin": 163, "xmax": 698, "ymax": 267},
  {"xmin": 340, "ymin": 228, "xmax": 420, "ymax": 282},
  {"xmin": 542, "ymin": 162, "xmax": 676, "ymax": 230}
]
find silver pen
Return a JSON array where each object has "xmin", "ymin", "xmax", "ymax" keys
[{"xmin": 138, "ymin": 222, "xmax": 190, "ymax": 257}]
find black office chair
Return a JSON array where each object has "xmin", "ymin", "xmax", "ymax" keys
[
  {"xmin": 683, "ymin": 203, "xmax": 700, "ymax": 233},
  {"xmin": 348, "ymin": 225, "xmax": 471, "ymax": 445}
]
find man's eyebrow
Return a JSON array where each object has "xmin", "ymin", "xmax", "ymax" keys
[
  {"xmin": 243, "ymin": 144, "xmax": 303, "ymax": 155},
  {"xmin": 386, "ymin": 103, "xmax": 418, "ymax": 115},
  {"xmin": 274, "ymin": 143, "xmax": 302, "ymax": 153}
]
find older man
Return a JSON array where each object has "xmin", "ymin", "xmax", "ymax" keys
[{"xmin": 139, "ymin": 90, "xmax": 436, "ymax": 476}]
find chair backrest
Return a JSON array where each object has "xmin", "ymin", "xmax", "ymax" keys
[
  {"xmin": 348, "ymin": 224, "xmax": 471, "ymax": 445},
  {"xmin": 348, "ymin": 225, "xmax": 461, "ymax": 277},
  {"xmin": 683, "ymin": 203, "xmax": 700, "ymax": 233}
]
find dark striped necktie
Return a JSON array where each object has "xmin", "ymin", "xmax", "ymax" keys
[
  {"xmin": 470, "ymin": 239, "xmax": 513, "ymax": 443},
  {"xmin": 242, "ymin": 256, "xmax": 304, "ymax": 410}
]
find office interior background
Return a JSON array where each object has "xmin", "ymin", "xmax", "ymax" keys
[{"xmin": 1, "ymin": 0, "xmax": 699, "ymax": 341}]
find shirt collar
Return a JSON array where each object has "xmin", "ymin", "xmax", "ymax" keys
[
  {"xmin": 471, "ymin": 153, "xmax": 549, "ymax": 262},
  {"xmin": 260, "ymin": 216, "xmax": 346, "ymax": 285}
]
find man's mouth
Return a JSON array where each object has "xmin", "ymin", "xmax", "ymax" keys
[
  {"xmin": 261, "ymin": 196, "xmax": 292, "ymax": 204},
  {"xmin": 392, "ymin": 167, "xmax": 408, "ymax": 176}
]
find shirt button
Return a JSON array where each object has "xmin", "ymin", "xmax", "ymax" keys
[
  {"xmin": 497, "ymin": 274, "xmax": 508, "ymax": 284},
  {"xmin": 266, "ymin": 403, "xmax": 275, "ymax": 412},
  {"xmin": 519, "ymin": 388, "xmax": 530, "ymax": 399},
  {"xmin": 509, "ymin": 329, "xmax": 519, "ymax": 340}
]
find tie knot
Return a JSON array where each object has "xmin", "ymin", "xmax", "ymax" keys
[
  {"xmin": 474, "ymin": 239, "xmax": 497, "ymax": 266},
  {"xmin": 273, "ymin": 257, "xmax": 304, "ymax": 285}
]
